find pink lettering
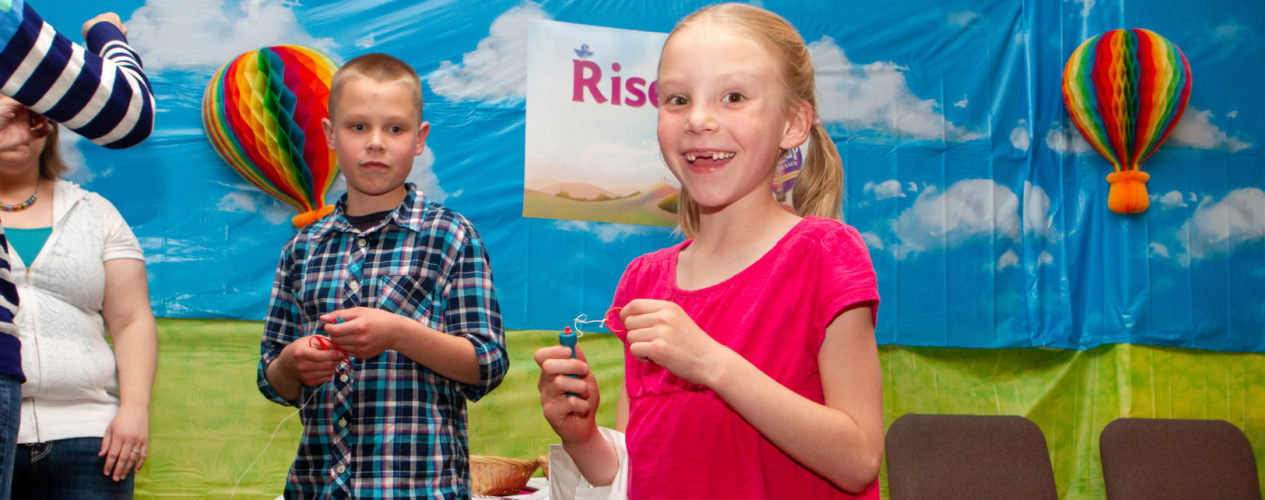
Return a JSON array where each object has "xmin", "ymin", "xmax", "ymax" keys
[{"xmin": 572, "ymin": 60, "xmax": 606, "ymax": 104}]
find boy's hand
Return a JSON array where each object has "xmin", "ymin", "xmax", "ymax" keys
[
  {"xmin": 83, "ymin": 12, "xmax": 127, "ymax": 38},
  {"xmin": 535, "ymin": 345, "xmax": 601, "ymax": 447},
  {"xmin": 287, "ymin": 335, "xmax": 345, "ymax": 386},
  {"xmin": 621, "ymin": 298, "xmax": 732, "ymax": 388},
  {"xmin": 321, "ymin": 308, "xmax": 408, "ymax": 359}
]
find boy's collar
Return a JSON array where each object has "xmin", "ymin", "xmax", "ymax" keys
[{"xmin": 311, "ymin": 183, "xmax": 427, "ymax": 238}]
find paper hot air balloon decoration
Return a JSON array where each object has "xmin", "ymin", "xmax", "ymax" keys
[
  {"xmin": 1062, "ymin": 29, "xmax": 1191, "ymax": 214},
  {"xmin": 203, "ymin": 45, "xmax": 340, "ymax": 227}
]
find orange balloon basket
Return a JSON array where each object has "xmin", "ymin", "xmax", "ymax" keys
[
  {"xmin": 291, "ymin": 205, "xmax": 336, "ymax": 227},
  {"xmin": 1105, "ymin": 170, "xmax": 1150, "ymax": 214}
]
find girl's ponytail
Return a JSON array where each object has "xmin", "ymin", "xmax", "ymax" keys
[{"xmin": 791, "ymin": 123, "xmax": 844, "ymax": 221}]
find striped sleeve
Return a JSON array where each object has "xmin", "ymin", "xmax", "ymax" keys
[
  {"xmin": 0, "ymin": 228, "xmax": 17, "ymax": 339},
  {"xmin": 0, "ymin": 1, "xmax": 154, "ymax": 149}
]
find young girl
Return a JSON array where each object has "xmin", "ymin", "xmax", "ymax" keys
[{"xmin": 536, "ymin": 4, "xmax": 883, "ymax": 498}]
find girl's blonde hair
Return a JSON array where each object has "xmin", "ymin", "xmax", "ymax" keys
[
  {"xmin": 39, "ymin": 122, "xmax": 68, "ymax": 180},
  {"xmin": 667, "ymin": 3, "xmax": 844, "ymax": 238}
]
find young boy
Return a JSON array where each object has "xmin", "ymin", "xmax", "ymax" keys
[{"xmin": 257, "ymin": 53, "xmax": 508, "ymax": 498}]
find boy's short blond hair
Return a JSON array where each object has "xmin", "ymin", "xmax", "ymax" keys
[{"xmin": 329, "ymin": 53, "xmax": 424, "ymax": 122}]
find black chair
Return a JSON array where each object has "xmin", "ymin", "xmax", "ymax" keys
[
  {"xmin": 885, "ymin": 413, "xmax": 1058, "ymax": 499},
  {"xmin": 1100, "ymin": 418, "xmax": 1261, "ymax": 499}
]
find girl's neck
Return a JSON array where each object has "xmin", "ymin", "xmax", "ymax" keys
[{"xmin": 675, "ymin": 194, "xmax": 801, "ymax": 291}]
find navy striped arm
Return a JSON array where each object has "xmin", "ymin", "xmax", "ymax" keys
[
  {"xmin": 0, "ymin": 1, "xmax": 154, "ymax": 149},
  {"xmin": 0, "ymin": 229, "xmax": 16, "ymax": 339}
]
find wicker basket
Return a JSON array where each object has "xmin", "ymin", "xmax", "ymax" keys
[{"xmin": 470, "ymin": 455, "xmax": 545, "ymax": 495}]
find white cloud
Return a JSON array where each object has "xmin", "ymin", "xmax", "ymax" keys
[
  {"xmin": 552, "ymin": 220, "xmax": 648, "ymax": 243},
  {"xmin": 1070, "ymin": 0, "xmax": 1095, "ymax": 17},
  {"xmin": 57, "ymin": 131, "xmax": 92, "ymax": 184},
  {"xmin": 864, "ymin": 180, "xmax": 906, "ymax": 200},
  {"xmin": 1170, "ymin": 107, "xmax": 1251, "ymax": 152},
  {"xmin": 355, "ymin": 32, "xmax": 376, "ymax": 49},
  {"xmin": 426, "ymin": 2, "xmax": 549, "ymax": 103},
  {"xmin": 1045, "ymin": 123, "xmax": 1093, "ymax": 154},
  {"xmin": 1227, "ymin": 110, "xmax": 1239, "ymax": 118},
  {"xmin": 125, "ymin": 0, "xmax": 336, "ymax": 71},
  {"xmin": 947, "ymin": 11, "xmax": 979, "ymax": 27},
  {"xmin": 810, "ymin": 36, "xmax": 977, "ymax": 141},
  {"xmin": 216, "ymin": 188, "xmax": 294, "ymax": 225},
  {"xmin": 1180, "ymin": 188, "xmax": 1265, "ymax": 259},
  {"xmin": 1159, "ymin": 190, "xmax": 1187, "ymax": 209},
  {"xmin": 861, "ymin": 232, "xmax": 884, "ymax": 251},
  {"xmin": 1212, "ymin": 20, "xmax": 1249, "ymax": 42},
  {"xmin": 953, "ymin": 96, "xmax": 969, "ymax": 108},
  {"xmin": 1023, "ymin": 181, "xmax": 1059, "ymax": 243},
  {"xmin": 1038, "ymin": 251, "xmax": 1054, "ymax": 266},
  {"xmin": 893, "ymin": 179, "xmax": 1022, "ymax": 259},
  {"xmin": 1010, "ymin": 120, "xmax": 1030, "ymax": 151},
  {"xmin": 998, "ymin": 250, "xmax": 1019, "ymax": 270},
  {"xmin": 327, "ymin": 147, "xmax": 448, "ymax": 203},
  {"xmin": 1149, "ymin": 242, "xmax": 1170, "ymax": 258},
  {"xmin": 908, "ymin": 182, "xmax": 919, "ymax": 193}
]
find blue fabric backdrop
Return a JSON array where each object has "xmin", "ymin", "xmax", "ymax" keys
[{"xmin": 30, "ymin": 0, "xmax": 1265, "ymax": 351}]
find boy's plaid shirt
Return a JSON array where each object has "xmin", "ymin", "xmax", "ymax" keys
[{"xmin": 258, "ymin": 185, "xmax": 508, "ymax": 499}]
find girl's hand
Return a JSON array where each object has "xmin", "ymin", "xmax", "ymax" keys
[
  {"xmin": 621, "ymin": 298, "xmax": 732, "ymax": 387},
  {"xmin": 321, "ymin": 308, "xmax": 407, "ymax": 359},
  {"xmin": 98, "ymin": 404, "xmax": 148, "ymax": 482},
  {"xmin": 535, "ymin": 345, "xmax": 601, "ymax": 447}
]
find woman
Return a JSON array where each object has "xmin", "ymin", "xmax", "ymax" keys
[{"xmin": 0, "ymin": 96, "xmax": 156, "ymax": 499}]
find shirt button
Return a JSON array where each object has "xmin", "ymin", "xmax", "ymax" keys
[
  {"xmin": 335, "ymin": 464, "xmax": 346, "ymax": 474},
  {"xmin": 356, "ymin": 237, "xmax": 367, "ymax": 247},
  {"xmin": 338, "ymin": 418, "xmax": 347, "ymax": 427},
  {"xmin": 348, "ymin": 280, "xmax": 360, "ymax": 292},
  {"xmin": 340, "ymin": 374, "xmax": 349, "ymax": 383}
]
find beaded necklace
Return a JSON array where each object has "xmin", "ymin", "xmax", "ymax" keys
[{"xmin": 0, "ymin": 179, "xmax": 38, "ymax": 212}]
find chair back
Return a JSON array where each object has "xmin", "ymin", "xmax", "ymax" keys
[
  {"xmin": 885, "ymin": 413, "xmax": 1058, "ymax": 500},
  {"xmin": 1100, "ymin": 418, "xmax": 1261, "ymax": 500}
]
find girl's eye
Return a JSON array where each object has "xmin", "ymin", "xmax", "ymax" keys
[
  {"xmin": 723, "ymin": 92, "xmax": 745, "ymax": 103},
  {"xmin": 666, "ymin": 95, "xmax": 688, "ymax": 106},
  {"xmin": 352, "ymin": 123, "xmax": 366, "ymax": 131},
  {"xmin": 390, "ymin": 126, "xmax": 403, "ymax": 133}
]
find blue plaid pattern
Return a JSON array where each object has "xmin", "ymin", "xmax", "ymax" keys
[{"xmin": 257, "ymin": 185, "xmax": 507, "ymax": 499}]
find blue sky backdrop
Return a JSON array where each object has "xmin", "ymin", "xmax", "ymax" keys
[{"xmin": 33, "ymin": 0, "xmax": 1264, "ymax": 351}]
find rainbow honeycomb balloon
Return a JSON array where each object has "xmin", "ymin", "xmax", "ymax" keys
[
  {"xmin": 1062, "ymin": 29, "xmax": 1191, "ymax": 214},
  {"xmin": 202, "ymin": 45, "xmax": 340, "ymax": 227}
]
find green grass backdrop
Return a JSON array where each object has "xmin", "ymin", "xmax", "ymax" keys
[{"xmin": 137, "ymin": 319, "xmax": 1265, "ymax": 498}]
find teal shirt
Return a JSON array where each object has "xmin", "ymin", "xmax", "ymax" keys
[{"xmin": 4, "ymin": 226, "xmax": 50, "ymax": 266}]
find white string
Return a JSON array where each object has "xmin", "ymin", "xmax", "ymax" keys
[
  {"xmin": 572, "ymin": 313, "xmax": 613, "ymax": 336},
  {"xmin": 229, "ymin": 384, "xmax": 325, "ymax": 499}
]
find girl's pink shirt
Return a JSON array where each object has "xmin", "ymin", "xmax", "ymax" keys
[{"xmin": 612, "ymin": 216, "xmax": 881, "ymax": 499}]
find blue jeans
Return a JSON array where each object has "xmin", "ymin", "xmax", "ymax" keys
[
  {"xmin": 0, "ymin": 375, "xmax": 19, "ymax": 500},
  {"xmin": 12, "ymin": 437, "xmax": 133, "ymax": 500}
]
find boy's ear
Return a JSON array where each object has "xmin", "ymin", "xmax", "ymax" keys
[
  {"xmin": 414, "ymin": 121, "xmax": 430, "ymax": 156},
  {"xmin": 779, "ymin": 100, "xmax": 813, "ymax": 150},
  {"xmin": 322, "ymin": 117, "xmax": 336, "ymax": 150}
]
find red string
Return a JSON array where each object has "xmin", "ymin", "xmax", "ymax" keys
[{"xmin": 308, "ymin": 336, "xmax": 352, "ymax": 373}]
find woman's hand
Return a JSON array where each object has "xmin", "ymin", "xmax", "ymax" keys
[
  {"xmin": 621, "ymin": 298, "xmax": 733, "ymax": 387},
  {"xmin": 0, "ymin": 97, "xmax": 49, "ymax": 150},
  {"xmin": 535, "ymin": 344, "xmax": 601, "ymax": 447},
  {"xmin": 98, "ymin": 403, "xmax": 148, "ymax": 482},
  {"xmin": 83, "ymin": 12, "xmax": 127, "ymax": 38}
]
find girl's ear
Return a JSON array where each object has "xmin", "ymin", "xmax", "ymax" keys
[{"xmin": 780, "ymin": 100, "xmax": 813, "ymax": 150}]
